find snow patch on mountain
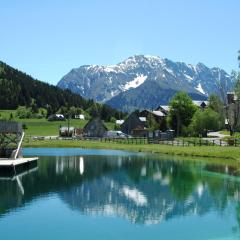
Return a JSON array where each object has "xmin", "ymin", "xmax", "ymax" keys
[
  {"xmin": 184, "ymin": 74, "xmax": 193, "ymax": 81},
  {"xmin": 110, "ymin": 90, "xmax": 118, "ymax": 97},
  {"xmin": 195, "ymin": 83, "xmax": 206, "ymax": 95},
  {"xmin": 122, "ymin": 74, "xmax": 147, "ymax": 91}
]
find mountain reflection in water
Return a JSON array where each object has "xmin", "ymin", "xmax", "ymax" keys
[{"xmin": 0, "ymin": 151, "xmax": 240, "ymax": 227}]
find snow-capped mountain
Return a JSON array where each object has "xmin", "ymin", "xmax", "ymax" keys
[{"xmin": 57, "ymin": 55, "xmax": 234, "ymax": 112}]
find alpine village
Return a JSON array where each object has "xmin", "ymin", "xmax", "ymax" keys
[{"xmin": 1, "ymin": 1, "xmax": 240, "ymax": 240}]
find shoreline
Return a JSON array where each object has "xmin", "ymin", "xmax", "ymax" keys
[{"xmin": 22, "ymin": 139, "xmax": 240, "ymax": 164}]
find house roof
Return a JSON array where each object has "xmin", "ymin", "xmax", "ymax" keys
[
  {"xmin": 83, "ymin": 117, "xmax": 108, "ymax": 131},
  {"xmin": 159, "ymin": 105, "xmax": 170, "ymax": 111},
  {"xmin": 0, "ymin": 121, "xmax": 22, "ymax": 134},
  {"xmin": 140, "ymin": 109, "xmax": 165, "ymax": 117},
  {"xmin": 152, "ymin": 110, "xmax": 165, "ymax": 117}
]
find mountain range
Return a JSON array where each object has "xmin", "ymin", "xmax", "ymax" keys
[{"xmin": 58, "ymin": 55, "xmax": 234, "ymax": 112}]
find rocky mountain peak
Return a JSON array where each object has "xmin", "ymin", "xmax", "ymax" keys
[{"xmin": 57, "ymin": 55, "xmax": 234, "ymax": 112}]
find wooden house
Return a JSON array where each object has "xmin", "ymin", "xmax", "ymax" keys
[
  {"xmin": 140, "ymin": 110, "xmax": 165, "ymax": 120},
  {"xmin": 139, "ymin": 109, "xmax": 167, "ymax": 131},
  {"xmin": 83, "ymin": 118, "xmax": 108, "ymax": 138},
  {"xmin": 121, "ymin": 112, "xmax": 148, "ymax": 136}
]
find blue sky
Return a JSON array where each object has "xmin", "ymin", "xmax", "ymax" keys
[{"xmin": 0, "ymin": 0, "xmax": 239, "ymax": 84}]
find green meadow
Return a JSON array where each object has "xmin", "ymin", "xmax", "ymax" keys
[{"xmin": 0, "ymin": 110, "xmax": 115, "ymax": 136}]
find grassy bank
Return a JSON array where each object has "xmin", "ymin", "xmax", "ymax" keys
[
  {"xmin": 23, "ymin": 139, "xmax": 240, "ymax": 162},
  {"xmin": 0, "ymin": 110, "xmax": 115, "ymax": 136}
]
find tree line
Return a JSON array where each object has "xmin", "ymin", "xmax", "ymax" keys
[{"xmin": 0, "ymin": 61, "xmax": 125, "ymax": 121}]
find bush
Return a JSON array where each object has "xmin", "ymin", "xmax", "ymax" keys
[
  {"xmin": 16, "ymin": 106, "xmax": 32, "ymax": 119},
  {"xmin": 110, "ymin": 117, "xmax": 116, "ymax": 123}
]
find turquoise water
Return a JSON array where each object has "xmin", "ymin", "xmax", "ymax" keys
[{"xmin": 0, "ymin": 148, "xmax": 240, "ymax": 240}]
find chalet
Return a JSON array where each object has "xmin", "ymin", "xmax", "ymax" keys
[
  {"xmin": 120, "ymin": 112, "xmax": 148, "ymax": 136},
  {"xmin": 139, "ymin": 109, "xmax": 167, "ymax": 131},
  {"xmin": 83, "ymin": 118, "xmax": 108, "ymax": 138},
  {"xmin": 48, "ymin": 114, "xmax": 65, "ymax": 121}
]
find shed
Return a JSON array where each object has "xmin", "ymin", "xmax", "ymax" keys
[
  {"xmin": 59, "ymin": 126, "xmax": 75, "ymax": 137},
  {"xmin": 83, "ymin": 118, "xmax": 108, "ymax": 138}
]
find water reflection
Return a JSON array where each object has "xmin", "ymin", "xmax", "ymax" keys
[{"xmin": 0, "ymin": 152, "xmax": 240, "ymax": 227}]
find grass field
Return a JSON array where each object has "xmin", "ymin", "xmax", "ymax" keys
[{"xmin": 0, "ymin": 110, "xmax": 115, "ymax": 136}]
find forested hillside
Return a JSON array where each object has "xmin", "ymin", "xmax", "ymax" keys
[{"xmin": 0, "ymin": 61, "xmax": 124, "ymax": 121}]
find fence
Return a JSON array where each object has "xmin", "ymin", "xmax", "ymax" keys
[
  {"xmin": 100, "ymin": 137, "xmax": 148, "ymax": 144},
  {"xmin": 27, "ymin": 135, "xmax": 240, "ymax": 147},
  {"xmin": 151, "ymin": 138, "xmax": 240, "ymax": 147}
]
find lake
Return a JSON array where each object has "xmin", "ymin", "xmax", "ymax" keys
[{"xmin": 0, "ymin": 148, "xmax": 240, "ymax": 240}]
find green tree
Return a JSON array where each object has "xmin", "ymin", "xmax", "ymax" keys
[
  {"xmin": 167, "ymin": 92, "xmax": 197, "ymax": 136},
  {"xmin": 16, "ymin": 106, "xmax": 32, "ymax": 119},
  {"xmin": 110, "ymin": 116, "xmax": 116, "ymax": 123},
  {"xmin": 190, "ymin": 108, "xmax": 221, "ymax": 137},
  {"xmin": 0, "ymin": 60, "xmax": 125, "ymax": 122},
  {"xmin": 208, "ymin": 94, "xmax": 225, "ymax": 128}
]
